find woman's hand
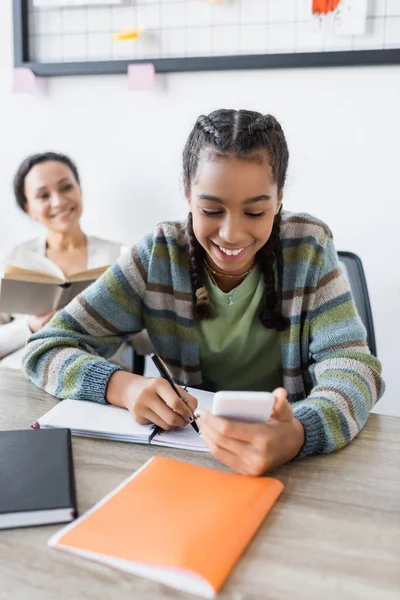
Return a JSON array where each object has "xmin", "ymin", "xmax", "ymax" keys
[
  {"xmin": 107, "ymin": 371, "xmax": 198, "ymax": 430},
  {"xmin": 198, "ymin": 387, "xmax": 305, "ymax": 476},
  {"xmin": 28, "ymin": 311, "xmax": 57, "ymax": 333}
]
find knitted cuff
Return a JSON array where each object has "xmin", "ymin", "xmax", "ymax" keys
[
  {"xmin": 76, "ymin": 360, "xmax": 122, "ymax": 404},
  {"xmin": 292, "ymin": 404, "xmax": 326, "ymax": 458}
]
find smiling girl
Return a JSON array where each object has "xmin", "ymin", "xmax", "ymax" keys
[
  {"xmin": 0, "ymin": 152, "xmax": 122, "ymax": 367},
  {"xmin": 23, "ymin": 111, "xmax": 384, "ymax": 475}
]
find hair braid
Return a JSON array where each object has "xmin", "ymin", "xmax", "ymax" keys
[
  {"xmin": 257, "ymin": 210, "xmax": 287, "ymax": 331},
  {"xmin": 196, "ymin": 115, "xmax": 220, "ymax": 141},
  {"xmin": 248, "ymin": 113, "xmax": 281, "ymax": 135},
  {"xmin": 186, "ymin": 212, "xmax": 216, "ymax": 321}
]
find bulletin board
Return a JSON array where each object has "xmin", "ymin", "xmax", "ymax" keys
[{"xmin": 13, "ymin": 0, "xmax": 400, "ymax": 77}]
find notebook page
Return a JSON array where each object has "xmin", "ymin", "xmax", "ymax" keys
[
  {"xmin": 186, "ymin": 387, "xmax": 214, "ymax": 411},
  {"xmin": 35, "ymin": 388, "xmax": 214, "ymax": 450},
  {"xmin": 36, "ymin": 399, "xmax": 152, "ymax": 442},
  {"xmin": 153, "ymin": 427, "xmax": 208, "ymax": 451}
]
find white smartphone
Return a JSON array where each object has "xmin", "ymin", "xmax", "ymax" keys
[{"xmin": 212, "ymin": 391, "xmax": 275, "ymax": 423}]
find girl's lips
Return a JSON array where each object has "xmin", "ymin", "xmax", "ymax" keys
[{"xmin": 211, "ymin": 241, "xmax": 248, "ymax": 263}]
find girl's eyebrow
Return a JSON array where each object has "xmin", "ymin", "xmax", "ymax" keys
[{"xmin": 197, "ymin": 194, "xmax": 271, "ymax": 205}]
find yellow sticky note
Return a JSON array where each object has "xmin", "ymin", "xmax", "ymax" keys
[{"xmin": 113, "ymin": 28, "xmax": 145, "ymax": 41}]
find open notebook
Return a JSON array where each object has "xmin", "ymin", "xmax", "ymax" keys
[
  {"xmin": 33, "ymin": 387, "xmax": 213, "ymax": 452},
  {"xmin": 49, "ymin": 456, "xmax": 284, "ymax": 598}
]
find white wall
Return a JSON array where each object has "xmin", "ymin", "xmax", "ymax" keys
[{"xmin": 1, "ymin": 2, "xmax": 399, "ymax": 415}]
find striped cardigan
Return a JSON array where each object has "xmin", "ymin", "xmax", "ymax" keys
[{"xmin": 23, "ymin": 211, "xmax": 384, "ymax": 458}]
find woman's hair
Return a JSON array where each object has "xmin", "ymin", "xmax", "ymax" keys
[
  {"xmin": 13, "ymin": 152, "xmax": 80, "ymax": 212},
  {"xmin": 183, "ymin": 109, "xmax": 289, "ymax": 331}
]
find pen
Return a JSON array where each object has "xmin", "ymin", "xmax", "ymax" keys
[
  {"xmin": 151, "ymin": 353, "xmax": 200, "ymax": 434},
  {"xmin": 149, "ymin": 423, "xmax": 162, "ymax": 443}
]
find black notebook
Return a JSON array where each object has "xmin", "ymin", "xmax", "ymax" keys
[{"xmin": 0, "ymin": 428, "xmax": 77, "ymax": 530}]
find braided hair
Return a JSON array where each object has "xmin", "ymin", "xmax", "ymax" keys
[{"xmin": 183, "ymin": 109, "xmax": 288, "ymax": 331}]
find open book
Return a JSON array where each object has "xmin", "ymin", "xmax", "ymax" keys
[
  {"xmin": 48, "ymin": 456, "xmax": 284, "ymax": 598},
  {"xmin": 0, "ymin": 251, "xmax": 109, "ymax": 315},
  {"xmin": 33, "ymin": 387, "xmax": 214, "ymax": 452}
]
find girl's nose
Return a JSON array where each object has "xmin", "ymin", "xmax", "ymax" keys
[{"xmin": 219, "ymin": 217, "xmax": 242, "ymax": 244}]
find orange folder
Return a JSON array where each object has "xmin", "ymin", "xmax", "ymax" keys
[{"xmin": 49, "ymin": 457, "xmax": 284, "ymax": 597}]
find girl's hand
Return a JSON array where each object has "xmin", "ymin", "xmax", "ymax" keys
[
  {"xmin": 198, "ymin": 387, "xmax": 305, "ymax": 476},
  {"xmin": 108, "ymin": 372, "xmax": 198, "ymax": 430},
  {"xmin": 28, "ymin": 311, "xmax": 57, "ymax": 333}
]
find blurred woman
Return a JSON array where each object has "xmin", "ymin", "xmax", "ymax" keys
[{"xmin": 0, "ymin": 152, "xmax": 122, "ymax": 367}]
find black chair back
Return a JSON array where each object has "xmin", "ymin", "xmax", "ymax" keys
[{"xmin": 338, "ymin": 251, "xmax": 377, "ymax": 356}]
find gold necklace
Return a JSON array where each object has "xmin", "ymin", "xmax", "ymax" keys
[
  {"xmin": 204, "ymin": 261, "xmax": 255, "ymax": 306},
  {"xmin": 204, "ymin": 260, "xmax": 255, "ymax": 279}
]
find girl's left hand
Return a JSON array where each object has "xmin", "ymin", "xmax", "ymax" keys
[{"xmin": 198, "ymin": 388, "xmax": 305, "ymax": 476}]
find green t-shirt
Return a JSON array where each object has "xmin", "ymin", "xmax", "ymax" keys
[{"xmin": 197, "ymin": 266, "xmax": 283, "ymax": 392}]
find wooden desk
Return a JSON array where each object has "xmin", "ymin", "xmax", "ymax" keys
[{"xmin": 0, "ymin": 367, "xmax": 399, "ymax": 600}]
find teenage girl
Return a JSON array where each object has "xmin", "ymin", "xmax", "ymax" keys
[{"xmin": 23, "ymin": 110, "xmax": 384, "ymax": 475}]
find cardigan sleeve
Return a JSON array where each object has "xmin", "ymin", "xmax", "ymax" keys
[
  {"xmin": 0, "ymin": 316, "xmax": 32, "ymax": 359},
  {"xmin": 292, "ymin": 236, "xmax": 385, "ymax": 457},
  {"xmin": 23, "ymin": 240, "xmax": 152, "ymax": 403}
]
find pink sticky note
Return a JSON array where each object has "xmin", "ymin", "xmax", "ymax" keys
[
  {"xmin": 12, "ymin": 67, "xmax": 38, "ymax": 93},
  {"xmin": 127, "ymin": 63, "xmax": 155, "ymax": 91}
]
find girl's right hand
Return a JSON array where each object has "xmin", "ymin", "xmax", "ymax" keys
[
  {"xmin": 107, "ymin": 371, "xmax": 198, "ymax": 430},
  {"xmin": 28, "ymin": 311, "xmax": 57, "ymax": 333}
]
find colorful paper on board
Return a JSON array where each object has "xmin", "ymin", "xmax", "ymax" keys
[{"xmin": 127, "ymin": 63, "xmax": 155, "ymax": 91}]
